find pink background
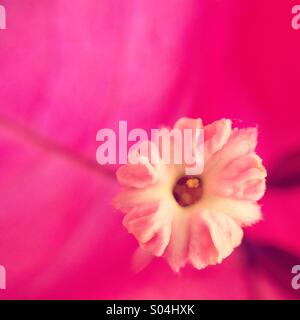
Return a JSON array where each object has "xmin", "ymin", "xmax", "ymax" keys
[{"xmin": 0, "ymin": 0, "xmax": 300, "ymax": 299}]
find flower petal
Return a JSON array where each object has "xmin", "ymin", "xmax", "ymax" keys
[
  {"xmin": 205, "ymin": 197, "xmax": 262, "ymax": 227},
  {"xmin": 204, "ymin": 119, "xmax": 232, "ymax": 160},
  {"xmin": 174, "ymin": 117, "xmax": 203, "ymax": 152},
  {"xmin": 203, "ymin": 212, "xmax": 244, "ymax": 263},
  {"xmin": 123, "ymin": 202, "xmax": 172, "ymax": 257},
  {"xmin": 174, "ymin": 117, "xmax": 203, "ymax": 133},
  {"xmin": 163, "ymin": 211, "xmax": 190, "ymax": 272},
  {"xmin": 188, "ymin": 210, "xmax": 218, "ymax": 269},
  {"xmin": 206, "ymin": 127, "xmax": 258, "ymax": 175},
  {"xmin": 116, "ymin": 159, "xmax": 158, "ymax": 188},
  {"xmin": 225, "ymin": 127, "xmax": 258, "ymax": 156},
  {"xmin": 210, "ymin": 153, "xmax": 267, "ymax": 201},
  {"xmin": 113, "ymin": 187, "xmax": 160, "ymax": 213}
]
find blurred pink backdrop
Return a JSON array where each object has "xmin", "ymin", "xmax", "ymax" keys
[{"xmin": 0, "ymin": 0, "xmax": 300, "ymax": 299}]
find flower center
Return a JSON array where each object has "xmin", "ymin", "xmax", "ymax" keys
[{"xmin": 173, "ymin": 176, "xmax": 203, "ymax": 207}]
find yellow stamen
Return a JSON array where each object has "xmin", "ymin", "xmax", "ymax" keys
[{"xmin": 186, "ymin": 178, "xmax": 200, "ymax": 189}]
